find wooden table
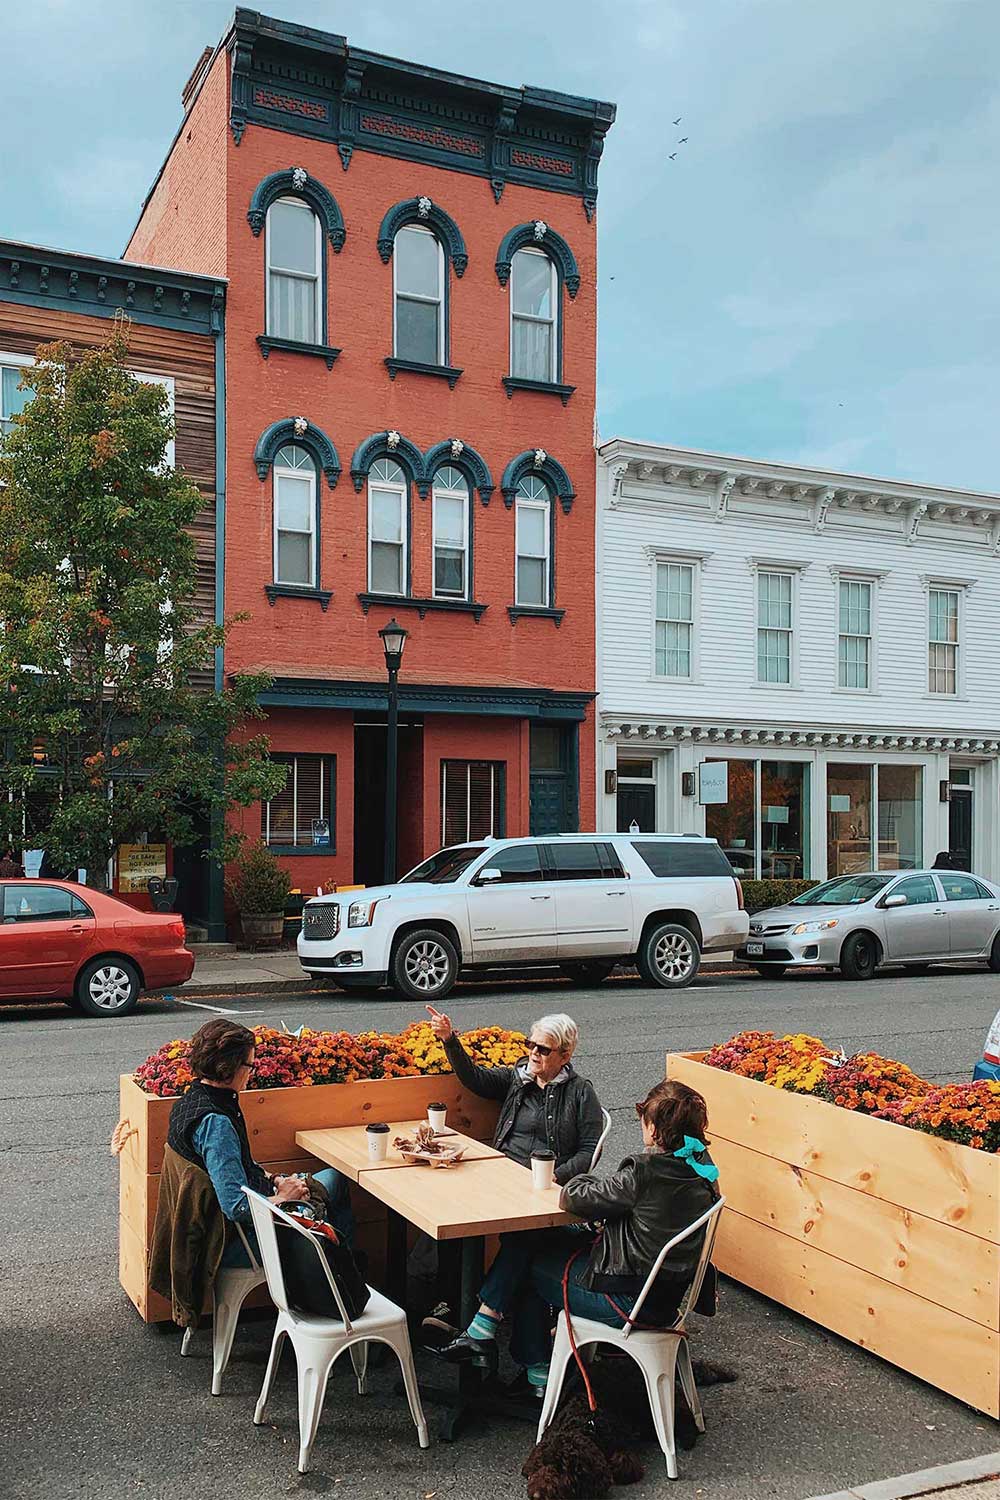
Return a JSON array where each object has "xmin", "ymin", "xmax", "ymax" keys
[{"xmin": 296, "ymin": 1120, "xmax": 579, "ymax": 1438}]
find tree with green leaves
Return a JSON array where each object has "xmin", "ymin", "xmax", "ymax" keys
[{"xmin": 0, "ymin": 324, "xmax": 284, "ymax": 885}]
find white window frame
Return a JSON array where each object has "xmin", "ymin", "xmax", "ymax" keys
[
  {"xmin": 509, "ymin": 247, "xmax": 558, "ymax": 382},
  {"xmin": 265, "ymin": 197, "xmax": 322, "ymax": 344},
  {"xmin": 926, "ymin": 581, "xmax": 962, "ymax": 697},
  {"xmin": 367, "ymin": 460, "xmax": 408, "ymax": 596},
  {"xmin": 652, "ymin": 558, "xmax": 698, "ymax": 681},
  {"xmin": 749, "ymin": 558, "xmax": 807, "ymax": 689},
  {"xmin": 514, "ymin": 478, "xmax": 551, "ymax": 608},
  {"xmin": 131, "ymin": 370, "xmax": 175, "ymax": 468},
  {"xmin": 0, "ymin": 351, "xmax": 34, "ymax": 438},
  {"xmin": 837, "ymin": 575, "xmax": 874, "ymax": 693},
  {"xmin": 273, "ymin": 446, "xmax": 317, "ymax": 589},
  {"xmin": 431, "ymin": 468, "xmax": 469, "ymax": 600},
  {"xmin": 393, "ymin": 225, "xmax": 445, "ymax": 364}
]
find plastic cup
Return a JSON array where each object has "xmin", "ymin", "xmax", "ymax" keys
[
  {"xmin": 428, "ymin": 1103, "xmax": 447, "ymax": 1133},
  {"xmin": 531, "ymin": 1151, "xmax": 556, "ymax": 1191},
  {"xmin": 366, "ymin": 1122, "xmax": 390, "ymax": 1162}
]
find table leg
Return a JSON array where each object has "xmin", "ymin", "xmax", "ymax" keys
[{"xmin": 385, "ymin": 1208, "xmax": 408, "ymax": 1308}]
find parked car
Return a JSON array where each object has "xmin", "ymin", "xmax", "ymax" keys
[
  {"xmin": 974, "ymin": 1010, "xmax": 1000, "ymax": 1082},
  {"xmin": 0, "ymin": 879, "xmax": 194, "ymax": 1016},
  {"xmin": 298, "ymin": 833, "xmax": 748, "ymax": 1000},
  {"xmin": 739, "ymin": 868, "xmax": 1000, "ymax": 980}
]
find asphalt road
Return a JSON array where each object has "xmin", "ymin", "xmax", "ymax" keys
[{"xmin": 2, "ymin": 966, "xmax": 998, "ymax": 1500}]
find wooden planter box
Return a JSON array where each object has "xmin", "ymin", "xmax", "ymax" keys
[
  {"xmin": 667, "ymin": 1052, "xmax": 1000, "ymax": 1418},
  {"xmin": 118, "ymin": 1072, "xmax": 499, "ymax": 1322}
]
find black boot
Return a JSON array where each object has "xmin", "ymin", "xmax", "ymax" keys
[{"xmin": 424, "ymin": 1331, "xmax": 499, "ymax": 1375}]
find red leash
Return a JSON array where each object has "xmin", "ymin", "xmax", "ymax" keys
[{"xmin": 561, "ymin": 1248, "xmax": 599, "ymax": 1414}]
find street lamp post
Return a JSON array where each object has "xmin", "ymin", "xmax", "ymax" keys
[{"xmin": 378, "ymin": 618, "xmax": 408, "ymax": 884}]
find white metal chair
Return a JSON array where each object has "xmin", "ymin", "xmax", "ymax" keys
[
  {"xmin": 243, "ymin": 1187, "xmax": 429, "ymax": 1474},
  {"xmin": 179, "ymin": 1221, "xmax": 266, "ymax": 1395},
  {"xmin": 589, "ymin": 1107, "xmax": 613, "ymax": 1171},
  {"xmin": 536, "ymin": 1196, "xmax": 726, "ymax": 1480}
]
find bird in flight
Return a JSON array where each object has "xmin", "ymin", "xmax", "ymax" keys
[
  {"xmin": 669, "ymin": 152, "xmax": 677, "ymax": 160},
  {"xmin": 673, "ymin": 116, "xmax": 682, "ymax": 124},
  {"xmin": 679, "ymin": 136, "xmax": 688, "ymax": 143}
]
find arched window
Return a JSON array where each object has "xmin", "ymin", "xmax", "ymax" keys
[
  {"xmin": 266, "ymin": 198, "xmax": 321, "ymax": 343},
  {"xmin": 368, "ymin": 458, "xmax": 408, "ymax": 596},
  {"xmin": 394, "ymin": 225, "xmax": 445, "ymax": 365},
  {"xmin": 510, "ymin": 249, "xmax": 558, "ymax": 383},
  {"xmin": 514, "ymin": 475, "xmax": 552, "ymax": 607},
  {"xmin": 432, "ymin": 465, "xmax": 470, "ymax": 600},
  {"xmin": 273, "ymin": 444, "xmax": 317, "ymax": 587}
]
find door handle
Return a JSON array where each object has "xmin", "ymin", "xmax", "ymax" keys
[
  {"xmin": 933, "ymin": 909, "xmax": 947, "ymax": 916},
  {"xmin": 69, "ymin": 924, "xmax": 85, "ymax": 933},
  {"xmin": 606, "ymin": 891, "xmax": 625, "ymax": 898},
  {"xmin": 530, "ymin": 894, "xmax": 552, "ymax": 901}
]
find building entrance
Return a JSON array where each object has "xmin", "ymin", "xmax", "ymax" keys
[
  {"xmin": 949, "ymin": 781, "xmax": 973, "ymax": 872},
  {"xmin": 353, "ymin": 719, "xmax": 424, "ymax": 886}
]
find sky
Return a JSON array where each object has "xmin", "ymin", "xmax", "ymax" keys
[{"xmin": 3, "ymin": 0, "xmax": 999, "ymax": 492}]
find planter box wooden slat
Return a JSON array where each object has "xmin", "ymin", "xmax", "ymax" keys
[
  {"xmin": 667, "ymin": 1052, "xmax": 1000, "ymax": 1418},
  {"xmin": 118, "ymin": 1072, "xmax": 500, "ymax": 1323}
]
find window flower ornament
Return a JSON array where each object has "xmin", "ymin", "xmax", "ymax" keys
[
  {"xmin": 533, "ymin": 448, "xmax": 547, "ymax": 468},
  {"xmin": 291, "ymin": 166, "xmax": 308, "ymax": 191},
  {"xmin": 386, "ymin": 429, "xmax": 401, "ymax": 451},
  {"xmin": 293, "ymin": 416, "xmax": 309, "ymax": 437},
  {"xmin": 533, "ymin": 219, "xmax": 548, "ymax": 241},
  {"xmin": 450, "ymin": 438, "xmax": 464, "ymax": 459},
  {"xmin": 417, "ymin": 195, "xmax": 432, "ymax": 219}
]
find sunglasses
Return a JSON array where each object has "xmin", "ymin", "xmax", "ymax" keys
[{"xmin": 527, "ymin": 1040, "xmax": 555, "ymax": 1057}]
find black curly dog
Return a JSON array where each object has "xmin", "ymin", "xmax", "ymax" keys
[{"xmin": 521, "ymin": 1355, "xmax": 737, "ymax": 1500}]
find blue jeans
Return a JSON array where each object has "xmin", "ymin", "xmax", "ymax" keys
[
  {"xmin": 220, "ymin": 1167, "xmax": 354, "ymax": 1268},
  {"xmin": 508, "ymin": 1241, "xmax": 635, "ymax": 1370}
]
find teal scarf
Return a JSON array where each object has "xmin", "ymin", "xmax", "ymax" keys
[{"xmin": 672, "ymin": 1135, "xmax": 720, "ymax": 1183}]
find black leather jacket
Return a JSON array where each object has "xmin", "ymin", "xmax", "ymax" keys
[
  {"xmin": 561, "ymin": 1148, "xmax": 719, "ymax": 1313},
  {"xmin": 443, "ymin": 1034, "xmax": 603, "ymax": 1185}
]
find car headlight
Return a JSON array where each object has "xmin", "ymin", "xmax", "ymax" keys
[
  {"xmin": 791, "ymin": 919, "xmax": 840, "ymax": 935},
  {"xmin": 348, "ymin": 899, "xmax": 384, "ymax": 928}
]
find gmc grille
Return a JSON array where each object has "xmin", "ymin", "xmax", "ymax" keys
[{"xmin": 302, "ymin": 904, "xmax": 340, "ymax": 941}]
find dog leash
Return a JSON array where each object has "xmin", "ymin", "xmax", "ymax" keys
[{"xmin": 561, "ymin": 1249, "xmax": 599, "ymax": 1416}]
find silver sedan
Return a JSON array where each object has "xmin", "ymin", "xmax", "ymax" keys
[{"xmin": 739, "ymin": 869, "xmax": 1000, "ymax": 980}]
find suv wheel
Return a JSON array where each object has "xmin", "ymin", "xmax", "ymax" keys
[
  {"xmin": 392, "ymin": 929, "xmax": 459, "ymax": 1002},
  {"xmin": 638, "ymin": 923, "xmax": 700, "ymax": 990},
  {"xmin": 988, "ymin": 934, "xmax": 1000, "ymax": 974},
  {"xmin": 76, "ymin": 958, "xmax": 141, "ymax": 1017},
  {"xmin": 562, "ymin": 960, "xmax": 615, "ymax": 988},
  {"xmin": 839, "ymin": 932, "xmax": 878, "ymax": 981}
]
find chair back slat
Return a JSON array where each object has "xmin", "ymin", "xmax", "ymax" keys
[
  {"xmin": 589, "ymin": 1108, "xmax": 613, "ymax": 1172},
  {"xmin": 243, "ymin": 1187, "xmax": 355, "ymax": 1330},
  {"xmin": 625, "ymin": 1195, "xmax": 725, "ymax": 1338}
]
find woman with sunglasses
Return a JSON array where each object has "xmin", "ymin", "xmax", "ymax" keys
[{"xmin": 425, "ymin": 1007, "xmax": 603, "ymax": 1375}]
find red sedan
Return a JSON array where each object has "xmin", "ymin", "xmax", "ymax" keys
[{"xmin": 0, "ymin": 879, "xmax": 194, "ymax": 1017}]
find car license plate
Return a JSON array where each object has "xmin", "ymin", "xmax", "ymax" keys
[{"xmin": 746, "ymin": 942, "xmax": 765, "ymax": 956}]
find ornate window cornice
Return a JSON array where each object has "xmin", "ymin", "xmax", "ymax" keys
[
  {"xmin": 247, "ymin": 169, "xmax": 346, "ymax": 251},
  {"xmin": 350, "ymin": 431, "xmax": 428, "ymax": 496},
  {"xmin": 254, "ymin": 418, "xmax": 341, "ymax": 489},
  {"xmin": 376, "ymin": 198, "xmax": 468, "ymax": 276},
  {"xmin": 423, "ymin": 439, "xmax": 493, "ymax": 506},
  {"xmin": 495, "ymin": 223, "xmax": 580, "ymax": 297},
  {"xmin": 501, "ymin": 450, "xmax": 576, "ymax": 514}
]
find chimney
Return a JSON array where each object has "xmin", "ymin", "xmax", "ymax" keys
[{"xmin": 182, "ymin": 46, "xmax": 214, "ymax": 113}]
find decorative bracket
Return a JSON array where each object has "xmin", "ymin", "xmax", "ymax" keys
[
  {"xmin": 376, "ymin": 199, "xmax": 468, "ymax": 276},
  {"xmin": 253, "ymin": 418, "xmax": 341, "ymax": 489},
  {"xmin": 501, "ymin": 450, "xmax": 576, "ymax": 514},
  {"xmin": 247, "ymin": 170, "xmax": 346, "ymax": 251},
  {"xmin": 812, "ymin": 487, "xmax": 837, "ymax": 533},
  {"xmin": 423, "ymin": 439, "xmax": 494, "ymax": 507},
  {"xmin": 495, "ymin": 223, "xmax": 580, "ymax": 297},
  {"xmin": 712, "ymin": 473, "xmax": 737, "ymax": 523}
]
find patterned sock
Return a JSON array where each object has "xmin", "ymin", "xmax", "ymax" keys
[
  {"xmin": 526, "ymin": 1363, "xmax": 550, "ymax": 1389},
  {"xmin": 465, "ymin": 1310, "xmax": 501, "ymax": 1342}
]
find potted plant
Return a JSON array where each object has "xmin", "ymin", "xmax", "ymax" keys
[{"xmin": 230, "ymin": 841, "xmax": 292, "ymax": 950}]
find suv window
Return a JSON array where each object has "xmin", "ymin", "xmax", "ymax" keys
[
  {"xmin": 891, "ymin": 875, "xmax": 938, "ymax": 906},
  {"xmin": 631, "ymin": 841, "xmax": 734, "ymax": 879},
  {"xmin": 600, "ymin": 843, "xmax": 626, "ymax": 879},
  {"xmin": 548, "ymin": 842, "xmax": 606, "ymax": 881},
  {"xmin": 474, "ymin": 844, "xmax": 543, "ymax": 885},
  {"xmin": 940, "ymin": 874, "xmax": 989, "ymax": 902},
  {"xmin": 2, "ymin": 885, "xmax": 89, "ymax": 922}
]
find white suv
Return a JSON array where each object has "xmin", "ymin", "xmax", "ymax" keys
[{"xmin": 298, "ymin": 833, "xmax": 747, "ymax": 1001}]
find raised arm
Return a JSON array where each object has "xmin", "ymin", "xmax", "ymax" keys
[{"xmin": 427, "ymin": 1005, "xmax": 516, "ymax": 1100}]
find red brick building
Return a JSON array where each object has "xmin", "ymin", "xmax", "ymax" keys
[{"xmin": 126, "ymin": 11, "xmax": 615, "ymax": 892}]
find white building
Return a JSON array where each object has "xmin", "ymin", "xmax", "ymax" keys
[{"xmin": 595, "ymin": 439, "xmax": 1000, "ymax": 883}]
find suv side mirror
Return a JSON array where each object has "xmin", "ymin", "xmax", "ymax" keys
[
  {"xmin": 477, "ymin": 867, "xmax": 502, "ymax": 885},
  {"xmin": 883, "ymin": 893, "xmax": 907, "ymax": 908}
]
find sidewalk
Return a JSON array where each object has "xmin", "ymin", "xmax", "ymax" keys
[
  {"xmin": 166, "ymin": 946, "xmax": 742, "ymax": 996},
  {"xmin": 809, "ymin": 1453, "xmax": 1000, "ymax": 1500}
]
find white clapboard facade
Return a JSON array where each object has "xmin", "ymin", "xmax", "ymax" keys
[{"xmin": 596, "ymin": 438, "xmax": 1000, "ymax": 882}]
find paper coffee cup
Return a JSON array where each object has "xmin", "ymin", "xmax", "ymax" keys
[
  {"xmin": 428, "ymin": 1103, "xmax": 447, "ymax": 1132},
  {"xmin": 366, "ymin": 1122, "xmax": 390, "ymax": 1162},
  {"xmin": 531, "ymin": 1151, "xmax": 555, "ymax": 1191}
]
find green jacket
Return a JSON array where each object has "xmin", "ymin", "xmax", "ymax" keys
[{"xmin": 149, "ymin": 1144, "xmax": 226, "ymax": 1328}]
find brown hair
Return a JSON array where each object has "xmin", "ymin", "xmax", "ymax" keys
[
  {"xmin": 635, "ymin": 1079, "xmax": 708, "ymax": 1152},
  {"xmin": 188, "ymin": 1020, "xmax": 256, "ymax": 1083}
]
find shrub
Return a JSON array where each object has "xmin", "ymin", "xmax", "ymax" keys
[
  {"xmin": 229, "ymin": 840, "xmax": 292, "ymax": 914},
  {"xmin": 740, "ymin": 879, "xmax": 820, "ymax": 915}
]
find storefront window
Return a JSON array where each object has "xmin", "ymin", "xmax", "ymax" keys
[
  {"xmin": 827, "ymin": 763, "xmax": 873, "ymax": 875},
  {"xmin": 704, "ymin": 760, "xmax": 756, "ymax": 878},
  {"xmin": 877, "ymin": 764, "xmax": 921, "ymax": 871},
  {"xmin": 759, "ymin": 761, "xmax": 807, "ymax": 879}
]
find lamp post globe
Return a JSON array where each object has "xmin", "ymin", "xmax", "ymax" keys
[
  {"xmin": 379, "ymin": 618, "xmax": 408, "ymax": 884},
  {"xmin": 378, "ymin": 617, "xmax": 408, "ymax": 670}
]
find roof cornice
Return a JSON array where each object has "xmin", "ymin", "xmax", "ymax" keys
[{"xmin": 601, "ymin": 717, "xmax": 1000, "ymax": 753}]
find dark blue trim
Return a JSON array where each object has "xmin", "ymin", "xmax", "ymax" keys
[
  {"xmin": 502, "ymin": 376, "xmax": 575, "ymax": 406},
  {"xmin": 265, "ymin": 584, "xmax": 333, "ymax": 611},
  {"xmin": 257, "ymin": 334, "xmax": 340, "ymax": 368},
  {"xmin": 501, "ymin": 451, "xmax": 576, "ymax": 514},
  {"xmin": 358, "ymin": 592, "xmax": 486, "ymax": 622},
  {"xmin": 254, "ymin": 419, "xmax": 341, "ymax": 489},
  {"xmin": 247, "ymin": 170, "xmax": 346, "ymax": 251},
  {"xmin": 423, "ymin": 440, "xmax": 494, "ymax": 507},
  {"xmin": 495, "ymin": 224, "xmax": 580, "ymax": 298},
  {"xmin": 253, "ymin": 675, "xmax": 593, "ymax": 721},
  {"xmin": 377, "ymin": 199, "xmax": 468, "ymax": 276},
  {"xmin": 350, "ymin": 432, "xmax": 428, "ymax": 496},
  {"xmin": 384, "ymin": 357, "xmax": 461, "ymax": 388},
  {"xmin": 208, "ymin": 313, "xmax": 227, "ymax": 942},
  {"xmin": 508, "ymin": 605, "xmax": 565, "ymax": 627}
]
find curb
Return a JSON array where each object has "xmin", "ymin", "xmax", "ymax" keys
[{"xmin": 807, "ymin": 1452, "xmax": 1000, "ymax": 1500}]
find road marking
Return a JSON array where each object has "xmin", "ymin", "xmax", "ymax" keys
[{"xmin": 173, "ymin": 998, "xmax": 266, "ymax": 1016}]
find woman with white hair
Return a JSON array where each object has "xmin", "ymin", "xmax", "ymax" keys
[{"xmin": 424, "ymin": 1006, "xmax": 603, "ymax": 1375}]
